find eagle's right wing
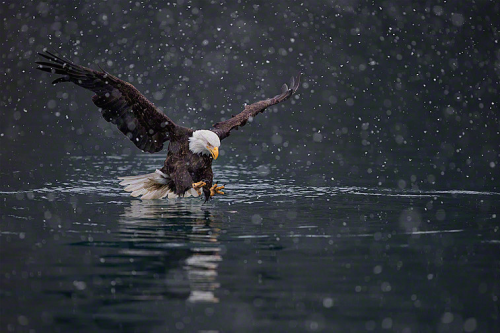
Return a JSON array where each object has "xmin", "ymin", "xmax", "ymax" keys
[
  {"xmin": 36, "ymin": 51, "xmax": 190, "ymax": 153},
  {"xmin": 211, "ymin": 74, "xmax": 300, "ymax": 141}
]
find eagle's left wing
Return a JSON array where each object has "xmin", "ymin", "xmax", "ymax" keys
[
  {"xmin": 36, "ymin": 51, "xmax": 189, "ymax": 153},
  {"xmin": 211, "ymin": 74, "xmax": 301, "ymax": 140}
]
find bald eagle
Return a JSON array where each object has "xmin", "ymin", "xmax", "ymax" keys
[{"xmin": 36, "ymin": 51, "xmax": 300, "ymax": 201}]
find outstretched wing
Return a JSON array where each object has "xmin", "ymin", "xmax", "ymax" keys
[
  {"xmin": 211, "ymin": 74, "xmax": 301, "ymax": 141},
  {"xmin": 36, "ymin": 51, "xmax": 190, "ymax": 153}
]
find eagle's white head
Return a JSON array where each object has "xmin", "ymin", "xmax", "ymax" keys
[{"xmin": 189, "ymin": 130, "xmax": 220, "ymax": 159}]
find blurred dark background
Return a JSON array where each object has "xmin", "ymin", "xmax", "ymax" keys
[{"xmin": 1, "ymin": 0, "xmax": 499, "ymax": 192}]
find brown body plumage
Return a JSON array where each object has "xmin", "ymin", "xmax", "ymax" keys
[
  {"xmin": 162, "ymin": 134, "xmax": 214, "ymax": 199},
  {"xmin": 36, "ymin": 50, "xmax": 300, "ymax": 201}
]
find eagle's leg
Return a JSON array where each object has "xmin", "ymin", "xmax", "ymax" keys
[
  {"xmin": 210, "ymin": 183, "xmax": 225, "ymax": 196},
  {"xmin": 192, "ymin": 181, "xmax": 207, "ymax": 196}
]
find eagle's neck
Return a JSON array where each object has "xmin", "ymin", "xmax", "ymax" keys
[
  {"xmin": 189, "ymin": 135, "xmax": 209, "ymax": 155},
  {"xmin": 189, "ymin": 130, "xmax": 209, "ymax": 155}
]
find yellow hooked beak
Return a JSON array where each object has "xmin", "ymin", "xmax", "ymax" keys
[{"xmin": 208, "ymin": 146, "xmax": 219, "ymax": 160}]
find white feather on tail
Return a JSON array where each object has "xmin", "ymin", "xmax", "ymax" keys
[{"xmin": 118, "ymin": 169, "xmax": 200, "ymax": 200}]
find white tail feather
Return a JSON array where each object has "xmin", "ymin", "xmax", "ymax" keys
[{"xmin": 118, "ymin": 169, "xmax": 200, "ymax": 200}]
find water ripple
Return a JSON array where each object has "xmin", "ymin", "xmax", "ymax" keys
[{"xmin": 1, "ymin": 156, "xmax": 499, "ymax": 202}]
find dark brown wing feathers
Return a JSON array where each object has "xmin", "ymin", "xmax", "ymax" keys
[
  {"xmin": 36, "ymin": 51, "xmax": 183, "ymax": 153},
  {"xmin": 211, "ymin": 73, "xmax": 301, "ymax": 140}
]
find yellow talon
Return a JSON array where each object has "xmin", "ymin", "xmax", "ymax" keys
[
  {"xmin": 192, "ymin": 181, "xmax": 207, "ymax": 196},
  {"xmin": 210, "ymin": 184, "xmax": 225, "ymax": 196}
]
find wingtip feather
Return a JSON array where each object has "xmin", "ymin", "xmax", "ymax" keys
[
  {"xmin": 293, "ymin": 73, "xmax": 301, "ymax": 91},
  {"xmin": 52, "ymin": 77, "xmax": 68, "ymax": 84},
  {"xmin": 281, "ymin": 83, "xmax": 288, "ymax": 93}
]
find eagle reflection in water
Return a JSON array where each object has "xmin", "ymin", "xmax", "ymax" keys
[{"xmin": 117, "ymin": 200, "xmax": 223, "ymax": 303}]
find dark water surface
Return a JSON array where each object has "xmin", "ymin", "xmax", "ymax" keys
[{"xmin": 1, "ymin": 155, "xmax": 499, "ymax": 333}]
